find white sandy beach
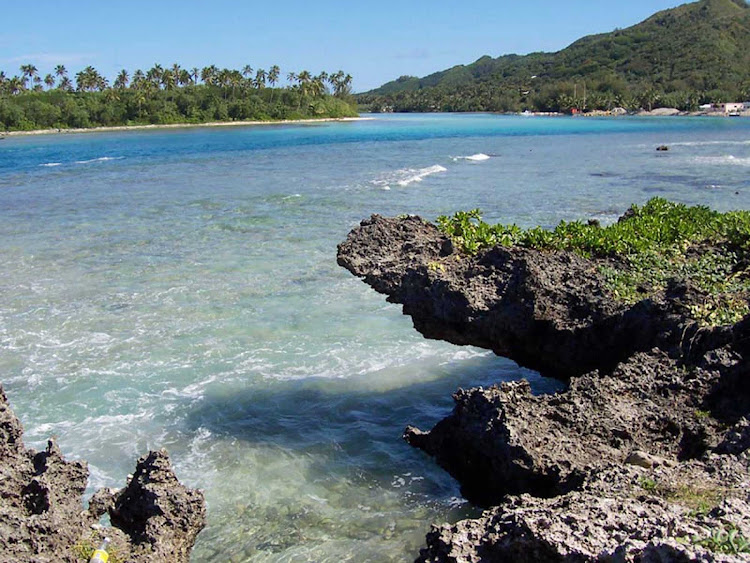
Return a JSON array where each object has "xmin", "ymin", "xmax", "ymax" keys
[{"xmin": 1, "ymin": 116, "xmax": 373, "ymax": 137}]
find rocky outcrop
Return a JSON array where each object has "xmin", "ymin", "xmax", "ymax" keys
[
  {"xmin": 417, "ymin": 462, "xmax": 750, "ymax": 563},
  {"xmin": 403, "ymin": 349, "xmax": 739, "ymax": 507},
  {"xmin": 338, "ymin": 214, "xmax": 750, "ymax": 562},
  {"xmin": 337, "ymin": 215, "xmax": 700, "ymax": 379},
  {"xmin": 0, "ymin": 385, "xmax": 205, "ymax": 562}
]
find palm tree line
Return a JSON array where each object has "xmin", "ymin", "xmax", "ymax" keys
[{"xmin": 0, "ymin": 63, "xmax": 353, "ymax": 99}]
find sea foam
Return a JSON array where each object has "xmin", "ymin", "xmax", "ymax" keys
[
  {"xmin": 453, "ymin": 153, "xmax": 491, "ymax": 162},
  {"xmin": 74, "ymin": 156, "xmax": 125, "ymax": 164},
  {"xmin": 396, "ymin": 164, "xmax": 448, "ymax": 186},
  {"xmin": 694, "ymin": 155, "xmax": 750, "ymax": 167},
  {"xmin": 39, "ymin": 162, "xmax": 62, "ymax": 167}
]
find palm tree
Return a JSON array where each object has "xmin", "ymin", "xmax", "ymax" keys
[
  {"xmin": 147, "ymin": 64, "xmax": 164, "ymax": 87},
  {"xmin": 201, "ymin": 65, "xmax": 218, "ymax": 87},
  {"xmin": 286, "ymin": 71, "xmax": 297, "ymax": 87},
  {"xmin": 340, "ymin": 74, "xmax": 353, "ymax": 97},
  {"xmin": 54, "ymin": 65, "xmax": 67, "ymax": 81},
  {"xmin": 114, "ymin": 69, "xmax": 129, "ymax": 89},
  {"xmin": 311, "ymin": 75, "xmax": 325, "ymax": 98},
  {"xmin": 20, "ymin": 64, "xmax": 38, "ymax": 89},
  {"xmin": 44, "ymin": 74, "xmax": 55, "ymax": 89},
  {"xmin": 242, "ymin": 65, "xmax": 253, "ymax": 79},
  {"xmin": 59, "ymin": 76, "xmax": 73, "ymax": 92},
  {"xmin": 296, "ymin": 70, "xmax": 312, "ymax": 109},
  {"xmin": 317, "ymin": 71, "xmax": 329, "ymax": 94},
  {"xmin": 131, "ymin": 69, "xmax": 146, "ymax": 89},
  {"xmin": 7, "ymin": 76, "xmax": 24, "ymax": 95},
  {"xmin": 191, "ymin": 67, "xmax": 200, "ymax": 85},
  {"xmin": 171, "ymin": 63, "xmax": 182, "ymax": 85},
  {"xmin": 268, "ymin": 65, "xmax": 280, "ymax": 103},
  {"xmin": 76, "ymin": 66, "xmax": 106, "ymax": 92},
  {"xmin": 162, "ymin": 69, "xmax": 176, "ymax": 91},
  {"xmin": 228, "ymin": 70, "xmax": 243, "ymax": 97},
  {"xmin": 330, "ymin": 70, "xmax": 344, "ymax": 96},
  {"xmin": 254, "ymin": 68, "xmax": 266, "ymax": 90}
]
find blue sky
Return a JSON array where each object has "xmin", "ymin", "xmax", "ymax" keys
[{"xmin": 1, "ymin": 0, "xmax": 685, "ymax": 92}]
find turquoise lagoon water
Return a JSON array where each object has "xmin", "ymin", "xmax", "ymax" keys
[{"xmin": 2, "ymin": 114, "xmax": 750, "ymax": 561}]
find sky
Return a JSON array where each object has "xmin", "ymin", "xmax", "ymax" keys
[{"xmin": 1, "ymin": 0, "xmax": 686, "ymax": 92}]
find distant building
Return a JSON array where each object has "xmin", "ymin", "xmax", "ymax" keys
[
  {"xmin": 718, "ymin": 102, "xmax": 744, "ymax": 115},
  {"xmin": 699, "ymin": 103, "xmax": 713, "ymax": 110},
  {"xmin": 744, "ymin": 102, "xmax": 750, "ymax": 110}
]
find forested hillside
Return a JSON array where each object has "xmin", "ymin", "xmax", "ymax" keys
[{"xmin": 358, "ymin": 0, "xmax": 750, "ymax": 113}]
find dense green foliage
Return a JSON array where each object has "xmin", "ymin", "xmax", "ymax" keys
[
  {"xmin": 359, "ymin": 0, "xmax": 750, "ymax": 113},
  {"xmin": 0, "ymin": 64, "xmax": 357, "ymax": 131},
  {"xmin": 436, "ymin": 198, "xmax": 750, "ymax": 325}
]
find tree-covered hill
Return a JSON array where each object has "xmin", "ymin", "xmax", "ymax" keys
[{"xmin": 359, "ymin": 0, "xmax": 750, "ymax": 113}]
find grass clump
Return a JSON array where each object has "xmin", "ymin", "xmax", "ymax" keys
[
  {"xmin": 691, "ymin": 526, "xmax": 750, "ymax": 555},
  {"xmin": 436, "ymin": 198, "xmax": 750, "ymax": 326}
]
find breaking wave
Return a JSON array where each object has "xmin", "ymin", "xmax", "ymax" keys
[
  {"xmin": 453, "ymin": 153, "xmax": 490, "ymax": 162},
  {"xmin": 74, "ymin": 156, "xmax": 125, "ymax": 164},
  {"xmin": 396, "ymin": 164, "xmax": 448, "ymax": 186}
]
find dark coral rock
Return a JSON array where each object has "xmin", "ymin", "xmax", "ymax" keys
[{"xmin": 0, "ymin": 385, "xmax": 205, "ymax": 562}]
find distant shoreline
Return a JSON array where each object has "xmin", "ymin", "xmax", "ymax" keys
[{"xmin": 1, "ymin": 116, "xmax": 373, "ymax": 138}]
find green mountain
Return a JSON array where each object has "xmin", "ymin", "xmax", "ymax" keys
[{"xmin": 359, "ymin": 0, "xmax": 750, "ymax": 113}]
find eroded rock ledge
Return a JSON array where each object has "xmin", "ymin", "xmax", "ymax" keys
[
  {"xmin": 337, "ymin": 214, "xmax": 750, "ymax": 562},
  {"xmin": 0, "ymin": 385, "xmax": 205, "ymax": 562}
]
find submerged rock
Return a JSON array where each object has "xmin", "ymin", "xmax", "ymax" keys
[{"xmin": 0, "ymin": 385, "xmax": 206, "ymax": 562}]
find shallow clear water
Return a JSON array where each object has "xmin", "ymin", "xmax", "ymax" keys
[{"xmin": 1, "ymin": 114, "xmax": 749, "ymax": 561}]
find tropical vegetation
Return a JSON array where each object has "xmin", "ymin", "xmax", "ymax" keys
[
  {"xmin": 436, "ymin": 198, "xmax": 750, "ymax": 326},
  {"xmin": 0, "ymin": 62, "xmax": 356, "ymax": 131},
  {"xmin": 358, "ymin": 0, "xmax": 750, "ymax": 113}
]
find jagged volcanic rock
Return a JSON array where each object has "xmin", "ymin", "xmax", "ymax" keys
[
  {"xmin": 338, "ymin": 213, "xmax": 750, "ymax": 562},
  {"xmin": 0, "ymin": 385, "xmax": 206, "ymax": 562},
  {"xmin": 403, "ymin": 350, "xmax": 733, "ymax": 507},
  {"xmin": 111, "ymin": 450, "xmax": 206, "ymax": 562},
  {"xmin": 417, "ymin": 462, "xmax": 750, "ymax": 563},
  {"xmin": 337, "ymin": 215, "xmax": 687, "ymax": 379}
]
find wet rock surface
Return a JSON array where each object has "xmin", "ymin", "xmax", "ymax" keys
[
  {"xmin": 338, "ymin": 214, "xmax": 750, "ymax": 562},
  {"xmin": 0, "ymin": 385, "xmax": 205, "ymax": 563}
]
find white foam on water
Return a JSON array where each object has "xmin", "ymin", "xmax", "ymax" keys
[
  {"xmin": 74, "ymin": 156, "xmax": 125, "ymax": 164},
  {"xmin": 453, "ymin": 153, "xmax": 491, "ymax": 162},
  {"xmin": 670, "ymin": 140, "xmax": 750, "ymax": 147},
  {"xmin": 39, "ymin": 162, "xmax": 61, "ymax": 167},
  {"xmin": 694, "ymin": 155, "xmax": 750, "ymax": 167},
  {"xmin": 396, "ymin": 164, "xmax": 448, "ymax": 186}
]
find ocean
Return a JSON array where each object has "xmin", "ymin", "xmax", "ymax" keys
[{"xmin": 1, "ymin": 113, "xmax": 749, "ymax": 561}]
